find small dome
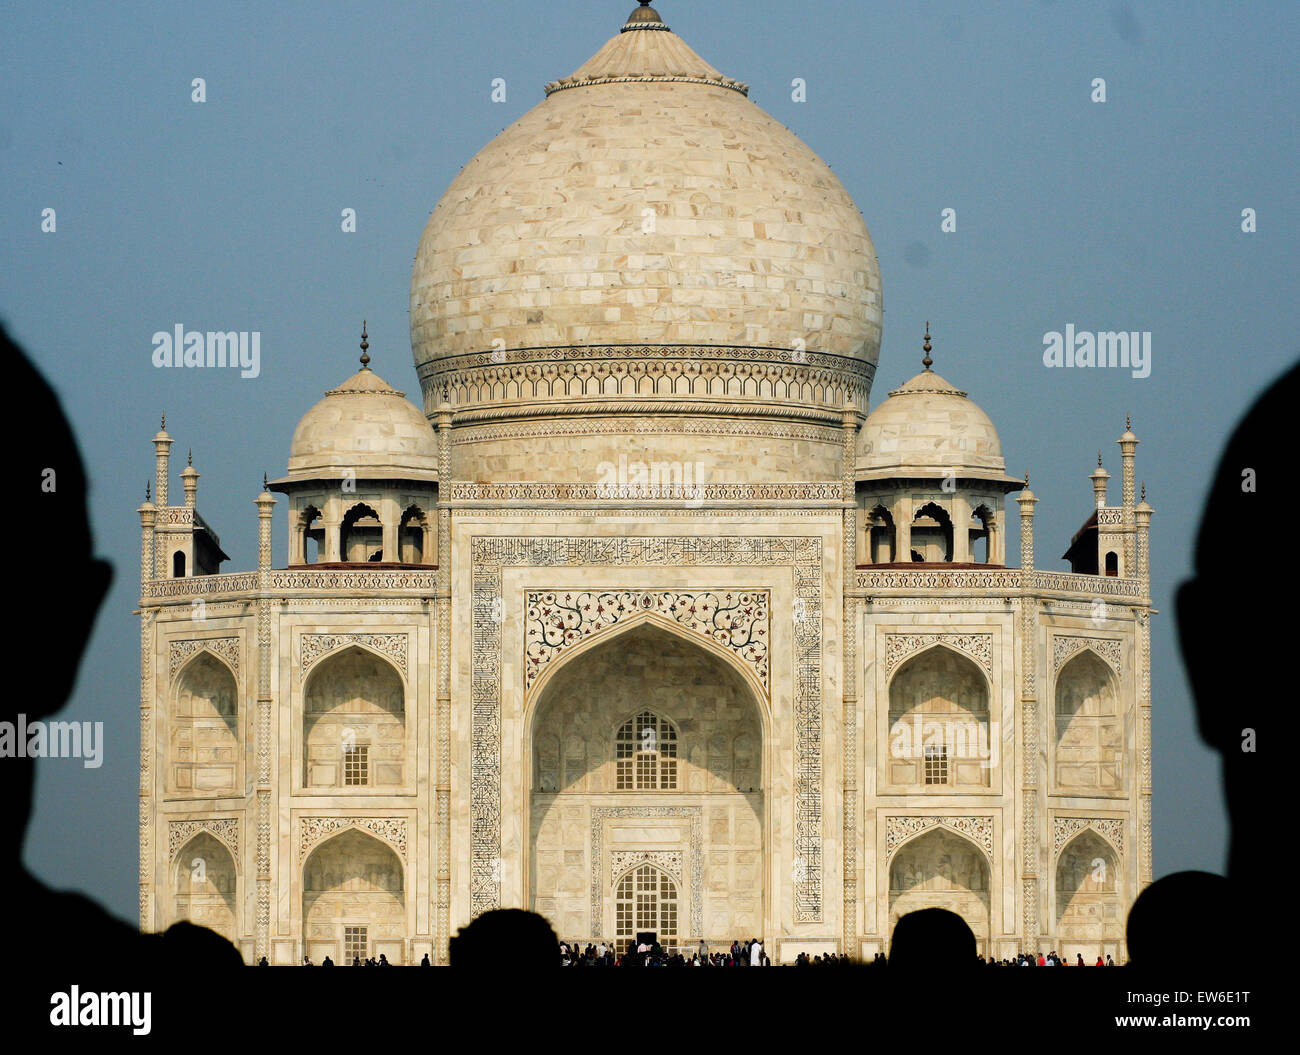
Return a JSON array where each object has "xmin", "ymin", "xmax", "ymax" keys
[
  {"xmin": 859, "ymin": 368, "xmax": 1015, "ymax": 482},
  {"xmin": 283, "ymin": 366, "xmax": 438, "ymax": 482}
]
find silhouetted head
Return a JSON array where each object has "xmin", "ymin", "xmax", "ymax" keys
[
  {"xmin": 1177, "ymin": 360, "xmax": 1298, "ymax": 883},
  {"xmin": 889, "ymin": 907, "xmax": 977, "ymax": 969},
  {"xmin": 1127, "ymin": 870, "xmax": 1233, "ymax": 965},
  {"xmin": 450, "ymin": 908, "xmax": 558, "ymax": 967},
  {"xmin": 3, "ymin": 323, "xmax": 113, "ymax": 862}
]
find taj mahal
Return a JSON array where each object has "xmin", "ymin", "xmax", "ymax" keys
[{"xmin": 135, "ymin": 2, "xmax": 1154, "ymax": 965}]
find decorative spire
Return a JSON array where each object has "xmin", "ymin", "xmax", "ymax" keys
[
  {"xmin": 921, "ymin": 322, "xmax": 933, "ymax": 371},
  {"xmin": 263, "ymin": 472, "xmax": 269, "ymax": 490},
  {"xmin": 359, "ymin": 320, "xmax": 371, "ymax": 369},
  {"xmin": 1024, "ymin": 472, "xmax": 1029, "ymax": 486},
  {"xmin": 1141, "ymin": 481, "xmax": 1146, "ymax": 501},
  {"xmin": 1097, "ymin": 450, "xmax": 1103, "ymax": 467},
  {"xmin": 160, "ymin": 412, "xmax": 166, "ymax": 430},
  {"xmin": 623, "ymin": 1, "xmax": 668, "ymax": 31},
  {"xmin": 187, "ymin": 448, "xmax": 193, "ymax": 467},
  {"xmin": 145, "ymin": 481, "xmax": 151, "ymax": 501},
  {"xmin": 1126, "ymin": 412, "xmax": 1131, "ymax": 430}
]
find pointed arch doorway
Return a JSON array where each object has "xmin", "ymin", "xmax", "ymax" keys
[{"xmin": 526, "ymin": 619, "xmax": 768, "ymax": 950}]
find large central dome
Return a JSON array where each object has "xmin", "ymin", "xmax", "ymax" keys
[{"xmin": 409, "ymin": 3, "xmax": 883, "ymax": 485}]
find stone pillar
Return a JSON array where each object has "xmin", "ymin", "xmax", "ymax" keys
[
  {"xmin": 435, "ymin": 402, "xmax": 454, "ymax": 963},
  {"xmin": 894, "ymin": 496, "xmax": 912, "ymax": 563},
  {"xmin": 952, "ymin": 493, "xmax": 970, "ymax": 563},
  {"xmin": 288, "ymin": 510, "xmax": 303, "ymax": 567},
  {"xmin": 324, "ymin": 495, "xmax": 342, "ymax": 563},
  {"xmin": 381, "ymin": 494, "xmax": 398, "ymax": 563},
  {"xmin": 1016, "ymin": 485, "xmax": 1041, "ymax": 954},
  {"xmin": 841, "ymin": 401, "xmax": 859, "ymax": 953},
  {"xmin": 138, "ymin": 495, "xmax": 157, "ymax": 932},
  {"xmin": 1134, "ymin": 489, "xmax": 1154, "ymax": 895},
  {"xmin": 255, "ymin": 484, "xmax": 276, "ymax": 962}
]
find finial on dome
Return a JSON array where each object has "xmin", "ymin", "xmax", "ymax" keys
[
  {"xmin": 359, "ymin": 320, "xmax": 371, "ymax": 369},
  {"xmin": 1126, "ymin": 412, "xmax": 1131, "ymax": 430},
  {"xmin": 263, "ymin": 472, "xmax": 269, "ymax": 490},
  {"xmin": 160, "ymin": 412, "xmax": 166, "ymax": 430},
  {"xmin": 187, "ymin": 448, "xmax": 193, "ymax": 467},
  {"xmin": 1097, "ymin": 450, "xmax": 1103, "ymax": 467},
  {"xmin": 624, "ymin": 1, "xmax": 667, "ymax": 30},
  {"xmin": 1141, "ymin": 481, "xmax": 1146, "ymax": 501},
  {"xmin": 145, "ymin": 480, "xmax": 151, "ymax": 502},
  {"xmin": 921, "ymin": 322, "xmax": 933, "ymax": 371},
  {"xmin": 1024, "ymin": 472, "xmax": 1029, "ymax": 486}
]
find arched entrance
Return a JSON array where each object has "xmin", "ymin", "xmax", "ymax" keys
[
  {"xmin": 302, "ymin": 828, "xmax": 406, "ymax": 964},
  {"xmin": 1056, "ymin": 830, "xmax": 1123, "ymax": 962},
  {"xmin": 614, "ymin": 863, "xmax": 680, "ymax": 949},
  {"xmin": 888, "ymin": 827, "xmax": 991, "ymax": 956},
  {"xmin": 172, "ymin": 832, "xmax": 237, "ymax": 943},
  {"xmin": 528, "ymin": 621, "xmax": 765, "ymax": 949}
]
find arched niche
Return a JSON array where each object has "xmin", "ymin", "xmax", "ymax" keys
[
  {"xmin": 911, "ymin": 501, "xmax": 954, "ymax": 562},
  {"xmin": 303, "ymin": 647, "xmax": 405, "ymax": 789},
  {"xmin": 302, "ymin": 828, "xmax": 406, "ymax": 964},
  {"xmin": 340, "ymin": 503, "xmax": 383, "ymax": 563},
  {"xmin": 888, "ymin": 826, "xmax": 991, "ymax": 956},
  {"xmin": 172, "ymin": 831, "xmax": 237, "ymax": 943},
  {"xmin": 1055, "ymin": 829, "xmax": 1122, "ymax": 962},
  {"xmin": 169, "ymin": 651, "xmax": 238, "ymax": 795},
  {"xmin": 886, "ymin": 646, "xmax": 992, "ymax": 789},
  {"xmin": 1054, "ymin": 651, "xmax": 1122, "ymax": 792}
]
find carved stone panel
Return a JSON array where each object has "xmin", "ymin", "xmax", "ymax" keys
[
  {"xmin": 884, "ymin": 815, "xmax": 995, "ymax": 862},
  {"xmin": 169, "ymin": 637, "xmax": 240, "ymax": 680},
  {"xmin": 300, "ymin": 633, "xmax": 409, "ymax": 681},
  {"xmin": 525, "ymin": 589, "xmax": 769, "ymax": 696}
]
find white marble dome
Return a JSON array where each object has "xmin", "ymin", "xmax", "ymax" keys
[
  {"xmin": 859, "ymin": 367, "xmax": 1013, "ymax": 481},
  {"xmin": 284, "ymin": 365, "xmax": 439, "ymax": 482},
  {"xmin": 410, "ymin": 2, "xmax": 882, "ymax": 373}
]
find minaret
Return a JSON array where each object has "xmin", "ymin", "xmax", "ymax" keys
[
  {"xmin": 182, "ymin": 449, "xmax": 199, "ymax": 508},
  {"xmin": 257, "ymin": 473, "xmax": 276, "ymax": 573},
  {"xmin": 1017, "ymin": 474, "xmax": 1037, "ymax": 571},
  {"xmin": 1119, "ymin": 416, "xmax": 1138, "ymax": 575},
  {"xmin": 153, "ymin": 414, "xmax": 172, "ymax": 508},
  {"xmin": 1134, "ymin": 482, "xmax": 1154, "ymax": 584},
  {"xmin": 1090, "ymin": 452, "xmax": 1110, "ymax": 510},
  {"xmin": 138, "ymin": 483, "xmax": 156, "ymax": 586}
]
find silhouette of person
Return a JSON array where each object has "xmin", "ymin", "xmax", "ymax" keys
[
  {"xmin": 1171, "ymin": 360, "xmax": 1296, "ymax": 963},
  {"xmin": 449, "ymin": 908, "xmax": 558, "ymax": 967},
  {"xmin": 4, "ymin": 324, "xmax": 242, "ymax": 973},
  {"xmin": 1127, "ymin": 870, "xmax": 1232, "ymax": 965},
  {"xmin": 888, "ymin": 908, "xmax": 977, "ymax": 969}
]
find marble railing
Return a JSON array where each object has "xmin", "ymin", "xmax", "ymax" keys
[
  {"xmin": 142, "ymin": 567, "xmax": 438, "ymax": 600},
  {"xmin": 854, "ymin": 567, "xmax": 1145, "ymax": 599}
]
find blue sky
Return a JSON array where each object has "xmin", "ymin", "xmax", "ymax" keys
[{"xmin": 2, "ymin": 0, "xmax": 1296, "ymax": 921}]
